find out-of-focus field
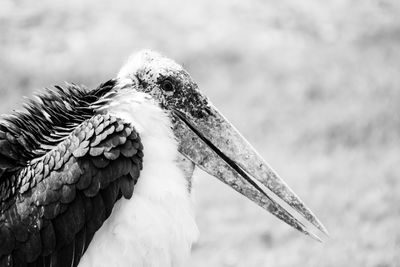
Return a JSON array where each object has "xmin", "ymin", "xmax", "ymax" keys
[{"xmin": 1, "ymin": 0, "xmax": 399, "ymax": 266}]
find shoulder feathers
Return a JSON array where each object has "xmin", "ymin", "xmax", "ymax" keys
[{"xmin": 0, "ymin": 81, "xmax": 143, "ymax": 266}]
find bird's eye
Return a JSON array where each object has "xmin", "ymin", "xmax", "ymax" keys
[{"xmin": 161, "ymin": 79, "xmax": 175, "ymax": 92}]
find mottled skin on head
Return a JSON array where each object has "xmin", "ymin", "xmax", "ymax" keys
[{"xmin": 117, "ymin": 50, "xmax": 212, "ymax": 122}]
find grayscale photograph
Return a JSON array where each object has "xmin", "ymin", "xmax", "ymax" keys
[{"xmin": 0, "ymin": 0, "xmax": 399, "ymax": 266}]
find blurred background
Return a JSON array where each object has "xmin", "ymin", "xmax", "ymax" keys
[{"xmin": 1, "ymin": 0, "xmax": 399, "ymax": 266}]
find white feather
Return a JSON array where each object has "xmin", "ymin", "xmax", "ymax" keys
[{"xmin": 79, "ymin": 89, "xmax": 199, "ymax": 267}]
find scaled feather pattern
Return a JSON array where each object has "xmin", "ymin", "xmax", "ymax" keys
[{"xmin": 0, "ymin": 81, "xmax": 144, "ymax": 266}]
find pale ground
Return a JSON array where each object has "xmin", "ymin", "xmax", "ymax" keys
[{"xmin": 0, "ymin": 0, "xmax": 399, "ymax": 266}]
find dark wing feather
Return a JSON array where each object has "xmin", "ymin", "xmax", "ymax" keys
[{"xmin": 0, "ymin": 113, "xmax": 143, "ymax": 266}]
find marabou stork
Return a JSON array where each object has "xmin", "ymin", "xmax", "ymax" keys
[{"xmin": 0, "ymin": 50, "xmax": 327, "ymax": 266}]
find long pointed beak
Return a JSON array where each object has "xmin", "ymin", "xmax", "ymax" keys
[{"xmin": 172, "ymin": 100, "xmax": 327, "ymax": 240}]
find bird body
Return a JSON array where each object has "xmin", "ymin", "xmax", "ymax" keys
[{"xmin": 0, "ymin": 50, "xmax": 326, "ymax": 266}]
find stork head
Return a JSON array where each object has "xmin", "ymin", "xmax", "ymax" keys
[{"xmin": 117, "ymin": 50, "xmax": 327, "ymax": 239}]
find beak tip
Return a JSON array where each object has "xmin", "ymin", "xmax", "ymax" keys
[
  {"xmin": 309, "ymin": 232, "xmax": 323, "ymax": 243},
  {"xmin": 311, "ymin": 216, "xmax": 329, "ymax": 237},
  {"xmin": 320, "ymin": 225, "xmax": 330, "ymax": 237}
]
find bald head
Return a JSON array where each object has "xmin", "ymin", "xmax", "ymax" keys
[{"xmin": 117, "ymin": 50, "xmax": 183, "ymax": 83}]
